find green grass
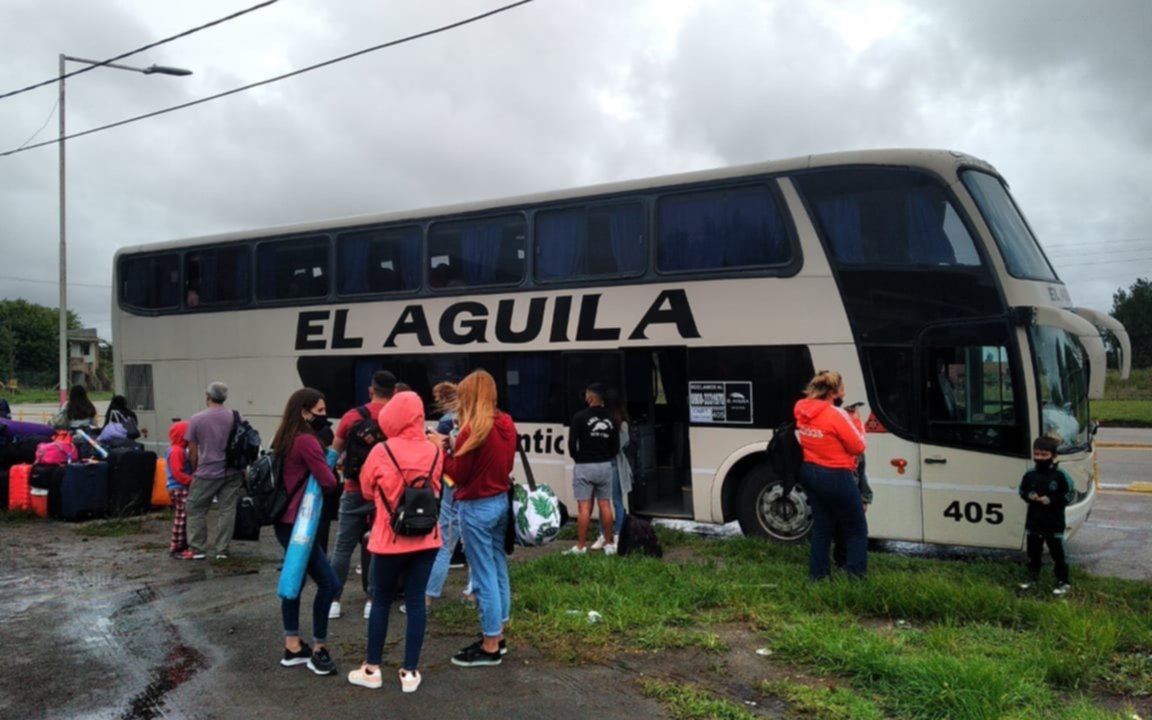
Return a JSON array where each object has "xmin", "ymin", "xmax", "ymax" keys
[
  {"xmin": 1104, "ymin": 368, "xmax": 1152, "ymax": 401},
  {"xmin": 640, "ymin": 679, "xmax": 756, "ymax": 720},
  {"xmin": 3, "ymin": 388, "xmax": 112, "ymax": 404},
  {"xmin": 73, "ymin": 517, "xmax": 149, "ymax": 537},
  {"xmin": 0, "ymin": 508, "xmax": 40, "ymax": 522},
  {"xmin": 1092, "ymin": 400, "xmax": 1152, "ymax": 427},
  {"xmin": 760, "ymin": 679, "xmax": 886, "ymax": 719},
  {"xmin": 510, "ymin": 530, "xmax": 1151, "ymax": 720}
]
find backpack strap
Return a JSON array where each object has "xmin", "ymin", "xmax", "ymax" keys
[
  {"xmin": 356, "ymin": 405, "xmax": 371, "ymax": 422},
  {"xmin": 376, "ymin": 442, "xmax": 441, "ymax": 542},
  {"xmin": 517, "ymin": 444, "xmax": 537, "ymax": 491}
]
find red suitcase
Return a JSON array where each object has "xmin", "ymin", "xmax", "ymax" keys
[{"xmin": 8, "ymin": 463, "xmax": 32, "ymax": 511}]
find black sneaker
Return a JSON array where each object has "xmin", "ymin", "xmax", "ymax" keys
[
  {"xmin": 462, "ymin": 637, "xmax": 508, "ymax": 656},
  {"xmin": 307, "ymin": 646, "xmax": 337, "ymax": 676},
  {"xmin": 281, "ymin": 641, "xmax": 312, "ymax": 667},
  {"xmin": 452, "ymin": 643, "xmax": 502, "ymax": 667}
]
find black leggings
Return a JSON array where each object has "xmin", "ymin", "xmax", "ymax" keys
[{"xmin": 1026, "ymin": 531, "xmax": 1069, "ymax": 584}]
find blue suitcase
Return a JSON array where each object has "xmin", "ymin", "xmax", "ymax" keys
[
  {"xmin": 106, "ymin": 449, "xmax": 157, "ymax": 516},
  {"xmin": 60, "ymin": 462, "xmax": 109, "ymax": 521}
]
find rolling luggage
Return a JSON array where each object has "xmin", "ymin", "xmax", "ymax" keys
[
  {"xmin": 8, "ymin": 463, "xmax": 32, "ymax": 511},
  {"xmin": 59, "ymin": 461, "xmax": 109, "ymax": 521},
  {"xmin": 152, "ymin": 457, "xmax": 171, "ymax": 507},
  {"xmin": 0, "ymin": 437, "xmax": 47, "ymax": 471},
  {"xmin": 29, "ymin": 464, "xmax": 67, "ymax": 519},
  {"xmin": 106, "ymin": 448, "xmax": 157, "ymax": 516},
  {"xmin": 0, "ymin": 468, "xmax": 8, "ymax": 509}
]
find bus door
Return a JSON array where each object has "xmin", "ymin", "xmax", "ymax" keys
[
  {"xmin": 917, "ymin": 321, "xmax": 1028, "ymax": 548},
  {"xmin": 622, "ymin": 348, "xmax": 692, "ymax": 518}
]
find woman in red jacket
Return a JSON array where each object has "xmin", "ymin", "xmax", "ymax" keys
[
  {"xmin": 348, "ymin": 391, "xmax": 443, "ymax": 693},
  {"xmin": 794, "ymin": 370, "xmax": 868, "ymax": 580},
  {"xmin": 270, "ymin": 388, "xmax": 341, "ymax": 676},
  {"xmin": 430, "ymin": 369, "xmax": 517, "ymax": 668}
]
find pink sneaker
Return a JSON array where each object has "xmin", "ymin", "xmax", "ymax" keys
[{"xmin": 399, "ymin": 668, "xmax": 422, "ymax": 693}]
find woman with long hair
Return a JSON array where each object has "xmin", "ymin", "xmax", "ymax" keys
[
  {"xmin": 794, "ymin": 370, "xmax": 868, "ymax": 580},
  {"xmin": 425, "ymin": 381, "xmax": 468, "ymax": 608},
  {"xmin": 103, "ymin": 394, "xmax": 138, "ymax": 427},
  {"xmin": 270, "ymin": 387, "xmax": 341, "ymax": 676},
  {"xmin": 58, "ymin": 385, "xmax": 97, "ymax": 428},
  {"xmin": 430, "ymin": 370, "xmax": 517, "ymax": 667},
  {"xmin": 347, "ymin": 390, "xmax": 443, "ymax": 693},
  {"xmin": 598, "ymin": 387, "xmax": 632, "ymax": 546}
]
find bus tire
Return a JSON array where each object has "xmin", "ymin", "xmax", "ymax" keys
[{"xmin": 737, "ymin": 465, "xmax": 812, "ymax": 543}]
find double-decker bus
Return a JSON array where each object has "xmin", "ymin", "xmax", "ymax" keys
[{"xmin": 113, "ymin": 149, "xmax": 1130, "ymax": 549}]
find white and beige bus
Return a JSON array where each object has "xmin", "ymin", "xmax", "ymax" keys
[{"xmin": 113, "ymin": 148, "xmax": 1130, "ymax": 549}]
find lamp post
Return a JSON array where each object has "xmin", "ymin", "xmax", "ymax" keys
[{"xmin": 58, "ymin": 55, "xmax": 192, "ymax": 405}]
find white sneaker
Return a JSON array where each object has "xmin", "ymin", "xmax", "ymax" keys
[
  {"xmin": 399, "ymin": 602, "xmax": 407, "ymax": 615},
  {"xmin": 590, "ymin": 535, "xmax": 606, "ymax": 550},
  {"xmin": 562, "ymin": 545, "xmax": 587, "ymax": 556},
  {"xmin": 1052, "ymin": 583, "xmax": 1071, "ymax": 596},
  {"xmin": 329, "ymin": 601, "xmax": 342, "ymax": 619},
  {"xmin": 602, "ymin": 543, "xmax": 617, "ymax": 556},
  {"xmin": 399, "ymin": 668, "xmax": 422, "ymax": 693},
  {"xmin": 363, "ymin": 600, "xmax": 373, "ymax": 619},
  {"xmin": 348, "ymin": 665, "xmax": 382, "ymax": 689}
]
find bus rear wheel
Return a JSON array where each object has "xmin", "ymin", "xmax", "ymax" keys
[{"xmin": 738, "ymin": 467, "xmax": 812, "ymax": 543}]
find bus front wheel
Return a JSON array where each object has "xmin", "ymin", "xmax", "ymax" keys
[{"xmin": 738, "ymin": 467, "xmax": 812, "ymax": 543}]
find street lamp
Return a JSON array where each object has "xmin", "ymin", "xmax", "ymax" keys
[{"xmin": 58, "ymin": 55, "xmax": 192, "ymax": 404}]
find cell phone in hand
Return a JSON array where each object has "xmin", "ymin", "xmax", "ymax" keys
[{"xmin": 845, "ymin": 401, "xmax": 865, "ymax": 411}]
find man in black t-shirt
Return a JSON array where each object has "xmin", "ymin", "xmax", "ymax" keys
[{"xmin": 564, "ymin": 383, "xmax": 620, "ymax": 556}]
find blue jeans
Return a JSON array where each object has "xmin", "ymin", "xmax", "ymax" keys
[
  {"xmin": 367, "ymin": 548, "xmax": 437, "ymax": 669},
  {"xmin": 425, "ymin": 484, "xmax": 461, "ymax": 598},
  {"xmin": 611, "ymin": 460, "xmax": 626, "ymax": 538},
  {"xmin": 330, "ymin": 489, "xmax": 375, "ymax": 601},
  {"xmin": 458, "ymin": 493, "xmax": 511, "ymax": 637},
  {"xmin": 799, "ymin": 463, "xmax": 868, "ymax": 580},
  {"xmin": 274, "ymin": 523, "xmax": 339, "ymax": 642}
]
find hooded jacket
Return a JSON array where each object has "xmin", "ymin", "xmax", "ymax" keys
[
  {"xmin": 446, "ymin": 411, "xmax": 517, "ymax": 502},
  {"xmin": 794, "ymin": 398, "xmax": 866, "ymax": 470},
  {"xmin": 166, "ymin": 421, "xmax": 193, "ymax": 492},
  {"xmin": 360, "ymin": 391, "xmax": 444, "ymax": 555},
  {"xmin": 1018, "ymin": 463, "xmax": 1075, "ymax": 533}
]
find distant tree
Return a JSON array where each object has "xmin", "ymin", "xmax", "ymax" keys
[
  {"xmin": 1110, "ymin": 278, "xmax": 1152, "ymax": 369},
  {"xmin": 0, "ymin": 299, "xmax": 81, "ymax": 385}
]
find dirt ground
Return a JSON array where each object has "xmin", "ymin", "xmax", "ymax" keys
[
  {"xmin": 2, "ymin": 511, "xmax": 1149, "ymax": 720},
  {"xmin": 0, "ymin": 514, "xmax": 809, "ymax": 720}
]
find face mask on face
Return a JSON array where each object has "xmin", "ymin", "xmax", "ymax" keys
[
  {"xmin": 833, "ymin": 397, "xmax": 844, "ymax": 407},
  {"xmin": 1034, "ymin": 458, "xmax": 1054, "ymax": 471},
  {"xmin": 309, "ymin": 414, "xmax": 329, "ymax": 432}
]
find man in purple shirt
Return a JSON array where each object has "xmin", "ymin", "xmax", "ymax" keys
[{"xmin": 181, "ymin": 381, "xmax": 245, "ymax": 560}]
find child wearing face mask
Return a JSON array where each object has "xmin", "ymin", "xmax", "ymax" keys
[{"xmin": 1017, "ymin": 436, "xmax": 1076, "ymax": 595}]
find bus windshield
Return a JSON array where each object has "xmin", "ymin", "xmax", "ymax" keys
[
  {"xmin": 961, "ymin": 170, "xmax": 1057, "ymax": 281},
  {"xmin": 1031, "ymin": 325, "xmax": 1090, "ymax": 451}
]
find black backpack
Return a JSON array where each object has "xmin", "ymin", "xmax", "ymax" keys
[
  {"xmin": 378, "ymin": 443, "xmax": 440, "ymax": 538},
  {"xmin": 241, "ymin": 452, "xmax": 306, "ymax": 526},
  {"xmin": 618, "ymin": 514, "xmax": 663, "ymax": 558},
  {"xmin": 343, "ymin": 406, "xmax": 384, "ymax": 481},
  {"xmin": 225, "ymin": 410, "xmax": 262, "ymax": 470},
  {"xmin": 766, "ymin": 420, "xmax": 803, "ymax": 495}
]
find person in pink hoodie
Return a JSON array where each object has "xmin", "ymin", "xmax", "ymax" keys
[
  {"xmin": 794, "ymin": 370, "xmax": 868, "ymax": 580},
  {"xmin": 348, "ymin": 391, "xmax": 444, "ymax": 694},
  {"xmin": 166, "ymin": 421, "xmax": 194, "ymax": 556}
]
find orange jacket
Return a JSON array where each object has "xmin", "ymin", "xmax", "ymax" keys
[
  {"xmin": 794, "ymin": 398, "xmax": 866, "ymax": 470},
  {"xmin": 360, "ymin": 391, "xmax": 444, "ymax": 555}
]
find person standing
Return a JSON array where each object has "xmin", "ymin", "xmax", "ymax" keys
[
  {"xmin": 165, "ymin": 421, "xmax": 193, "ymax": 556},
  {"xmin": 593, "ymin": 387, "xmax": 632, "ymax": 549},
  {"xmin": 348, "ymin": 391, "xmax": 443, "ymax": 692},
  {"xmin": 430, "ymin": 369, "xmax": 517, "ymax": 668},
  {"xmin": 270, "ymin": 387, "xmax": 341, "ymax": 675},
  {"xmin": 1018, "ymin": 436, "xmax": 1075, "ymax": 595},
  {"xmin": 103, "ymin": 395, "xmax": 138, "ymax": 427},
  {"xmin": 182, "ymin": 381, "xmax": 245, "ymax": 561},
  {"xmin": 794, "ymin": 370, "xmax": 867, "ymax": 580},
  {"xmin": 425, "ymin": 381, "xmax": 471, "ymax": 608},
  {"xmin": 564, "ymin": 383, "xmax": 619, "ymax": 556},
  {"xmin": 328, "ymin": 370, "xmax": 396, "ymax": 620},
  {"xmin": 56, "ymin": 385, "xmax": 98, "ymax": 429}
]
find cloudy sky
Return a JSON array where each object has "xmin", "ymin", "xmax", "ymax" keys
[{"xmin": 1, "ymin": 0, "xmax": 1149, "ymax": 341}]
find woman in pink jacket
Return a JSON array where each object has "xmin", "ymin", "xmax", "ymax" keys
[{"xmin": 348, "ymin": 391, "xmax": 443, "ymax": 694}]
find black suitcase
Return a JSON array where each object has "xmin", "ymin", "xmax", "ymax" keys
[
  {"xmin": 106, "ymin": 448, "xmax": 157, "ymax": 516},
  {"xmin": 0, "ymin": 468, "xmax": 8, "ymax": 509},
  {"xmin": 29, "ymin": 464, "xmax": 67, "ymax": 519},
  {"xmin": 59, "ymin": 462, "xmax": 109, "ymax": 521},
  {"xmin": 0, "ymin": 437, "xmax": 47, "ymax": 470}
]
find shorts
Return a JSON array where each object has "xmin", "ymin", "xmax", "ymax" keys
[{"xmin": 572, "ymin": 461, "xmax": 614, "ymax": 502}]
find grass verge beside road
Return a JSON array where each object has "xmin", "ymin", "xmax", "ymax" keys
[
  {"xmin": 490, "ymin": 530, "xmax": 1150, "ymax": 720},
  {"xmin": 1094, "ymin": 400, "xmax": 1152, "ymax": 428}
]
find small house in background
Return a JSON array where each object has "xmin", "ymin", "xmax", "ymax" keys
[{"xmin": 67, "ymin": 328, "xmax": 111, "ymax": 390}]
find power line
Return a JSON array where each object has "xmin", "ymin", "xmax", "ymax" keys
[
  {"xmin": 14, "ymin": 97, "xmax": 60, "ymax": 150},
  {"xmin": 1052, "ymin": 255, "xmax": 1152, "ymax": 269},
  {"xmin": 0, "ymin": 275, "xmax": 111, "ymax": 289},
  {"xmin": 0, "ymin": 0, "xmax": 279, "ymax": 102},
  {"xmin": 0, "ymin": 0, "xmax": 536, "ymax": 159},
  {"xmin": 1043, "ymin": 237, "xmax": 1150, "ymax": 251}
]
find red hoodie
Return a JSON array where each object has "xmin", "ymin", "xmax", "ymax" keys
[
  {"xmin": 794, "ymin": 398, "xmax": 866, "ymax": 470},
  {"xmin": 166, "ymin": 421, "xmax": 193, "ymax": 489},
  {"xmin": 445, "ymin": 411, "xmax": 517, "ymax": 501},
  {"xmin": 360, "ymin": 391, "xmax": 444, "ymax": 555}
]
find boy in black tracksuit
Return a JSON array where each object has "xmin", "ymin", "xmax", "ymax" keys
[{"xmin": 1017, "ymin": 436, "xmax": 1076, "ymax": 595}]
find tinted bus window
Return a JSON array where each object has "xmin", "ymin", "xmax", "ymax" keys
[
  {"xmin": 657, "ymin": 185, "xmax": 790, "ymax": 272},
  {"xmin": 119, "ymin": 253, "xmax": 180, "ymax": 310},
  {"xmin": 337, "ymin": 225, "xmax": 421, "ymax": 295},
  {"xmin": 961, "ymin": 170, "xmax": 1057, "ymax": 281},
  {"xmin": 687, "ymin": 345, "xmax": 814, "ymax": 428},
  {"xmin": 535, "ymin": 203, "xmax": 645, "ymax": 282},
  {"xmin": 428, "ymin": 215, "xmax": 526, "ymax": 289},
  {"xmin": 256, "ymin": 235, "xmax": 330, "ymax": 301},
  {"xmin": 799, "ymin": 168, "xmax": 981, "ymax": 267},
  {"xmin": 185, "ymin": 246, "xmax": 250, "ymax": 307}
]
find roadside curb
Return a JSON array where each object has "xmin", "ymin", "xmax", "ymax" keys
[{"xmin": 1095, "ymin": 442, "xmax": 1152, "ymax": 449}]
